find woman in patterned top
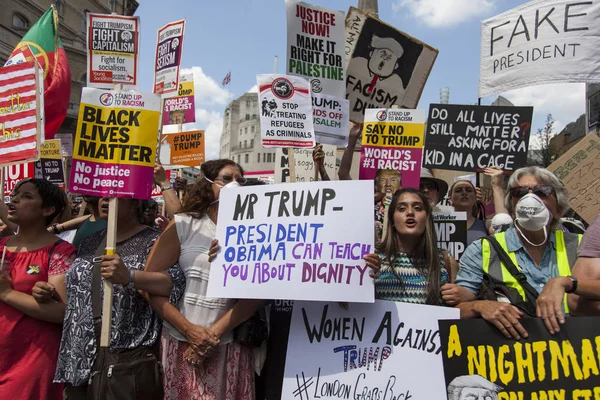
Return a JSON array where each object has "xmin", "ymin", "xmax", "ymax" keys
[
  {"xmin": 368, "ymin": 188, "xmax": 474, "ymax": 306},
  {"xmin": 49, "ymin": 197, "xmax": 186, "ymax": 399},
  {"xmin": 0, "ymin": 179, "xmax": 77, "ymax": 400}
]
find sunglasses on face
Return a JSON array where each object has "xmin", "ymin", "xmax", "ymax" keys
[
  {"xmin": 217, "ymin": 174, "xmax": 247, "ymax": 185},
  {"xmin": 509, "ymin": 185, "xmax": 554, "ymax": 198}
]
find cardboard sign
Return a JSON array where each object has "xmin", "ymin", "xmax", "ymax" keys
[
  {"xmin": 159, "ymin": 129, "xmax": 204, "ymax": 167},
  {"xmin": 286, "ymin": 0, "xmax": 346, "ymax": 98},
  {"xmin": 39, "ymin": 139, "xmax": 64, "ymax": 184},
  {"xmin": 423, "ymin": 104, "xmax": 533, "ymax": 173},
  {"xmin": 153, "ymin": 20, "xmax": 186, "ymax": 95},
  {"xmin": 433, "ymin": 212, "xmax": 467, "ymax": 261},
  {"xmin": 206, "ymin": 180, "xmax": 375, "ymax": 302},
  {"xmin": 282, "ymin": 301, "xmax": 460, "ymax": 399},
  {"xmin": 162, "ymin": 73, "xmax": 195, "ymax": 125},
  {"xmin": 0, "ymin": 62, "xmax": 41, "ymax": 166},
  {"xmin": 345, "ymin": 7, "xmax": 438, "ymax": 123},
  {"xmin": 258, "ymin": 74, "xmax": 315, "ymax": 148},
  {"xmin": 548, "ymin": 134, "xmax": 600, "ymax": 224},
  {"xmin": 480, "ymin": 0, "xmax": 600, "ymax": 98},
  {"xmin": 439, "ymin": 317, "xmax": 600, "ymax": 400},
  {"xmin": 87, "ymin": 13, "xmax": 139, "ymax": 89},
  {"xmin": 69, "ymin": 88, "xmax": 161, "ymax": 199},
  {"xmin": 290, "ymin": 144, "xmax": 337, "ymax": 182},
  {"xmin": 359, "ymin": 108, "xmax": 425, "ymax": 189}
]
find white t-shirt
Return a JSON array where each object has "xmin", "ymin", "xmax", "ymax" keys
[{"xmin": 164, "ymin": 213, "xmax": 236, "ymax": 343}]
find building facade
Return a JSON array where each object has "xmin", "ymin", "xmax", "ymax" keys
[
  {"xmin": 0, "ymin": 0, "xmax": 138, "ymax": 135},
  {"xmin": 219, "ymin": 92, "xmax": 276, "ymax": 174}
]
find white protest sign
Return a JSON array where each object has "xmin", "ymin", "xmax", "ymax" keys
[
  {"xmin": 313, "ymin": 94, "xmax": 350, "ymax": 146},
  {"xmin": 258, "ymin": 74, "xmax": 315, "ymax": 148},
  {"xmin": 206, "ymin": 180, "xmax": 375, "ymax": 302},
  {"xmin": 87, "ymin": 13, "xmax": 139, "ymax": 89},
  {"xmin": 286, "ymin": 0, "xmax": 346, "ymax": 97},
  {"xmin": 281, "ymin": 300, "xmax": 459, "ymax": 399},
  {"xmin": 153, "ymin": 20, "xmax": 186, "ymax": 95},
  {"xmin": 479, "ymin": 0, "xmax": 600, "ymax": 97}
]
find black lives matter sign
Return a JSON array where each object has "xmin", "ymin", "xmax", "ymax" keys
[{"xmin": 423, "ymin": 104, "xmax": 533, "ymax": 173}]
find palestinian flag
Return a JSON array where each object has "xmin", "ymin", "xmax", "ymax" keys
[{"xmin": 4, "ymin": 5, "xmax": 70, "ymax": 140}]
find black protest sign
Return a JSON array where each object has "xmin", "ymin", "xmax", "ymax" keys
[
  {"xmin": 38, "ymin": 139, "xmax": 65, "ymax": 185},
  {"xmin": 433, "ymin": 212, "xmax": 467, "ymax": 261},
  {"xmin": 439, "ymin": 318, "xmax": 600, "ymax": 400},
  {"xmin": 423, "ymin": 104, "xmax": 533, "ymax": 173}
]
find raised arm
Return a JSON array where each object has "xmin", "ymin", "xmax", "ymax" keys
[
  {"xmin": 338, "ymin": 123, "xmax": 362, "ymax": 180},
  {"xmin": 154, "ymin": 164, "xmax": 182, "ymax": 218}
]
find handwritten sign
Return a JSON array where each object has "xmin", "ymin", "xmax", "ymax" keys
[
  {"xmin": 160, "ymin": 129, "xmax": 204, "ymax": 167},
  {"xmin": 440, "ymin": 318, "xmax": 600, "ymax": 400},
  {"xmin": 480, "ymin": 0, "xmax": 600, "ymax": 97},
  {"xmin": 290, "ymin": 144, "xmax": 337, "ymax": 182},
  {"xmin": 87, "ymin": 13, "xmax": 139, "ymax": 89},
  {"xmin": 423, "ymin": 104, "xmax": 533, "ymax": 173},
  {"xmin": 153, "ymin": 20, "xmax": 185, "ymax": 95},
  {"xmin": 0, "ymin": 62, "xmax": 41, "ymax": 166},
  {"xmin": 359, "ymin": 108, "xmax": 425, "ymax": 189},
  {"xmin": 548, "ymin": 134, "xmax": 600, "ymax": 224},
  {"xmin": 345, "ymin": 7, "xmax": 438, "ymax": 123},
  {"xmin": 282, "ymin": 300, "xmax": 460, "ymax": 399},
  {"xmin": 162, "ymin": 73, "xmax": 195, "ymax": 125},
  {"xmin": 206, "ymin": 180, "xmax": 375, "ymax": 302},
  {"xmin": 433, "ymin": 212, "xmax": 467, "ymax": 261},
  {"xmin": 69, "ymin": 88, "xmax": 161, "ymax": 199},
  {"xmin": 258, "ymin": 74, "xmax": 315, "ymax": 148}
]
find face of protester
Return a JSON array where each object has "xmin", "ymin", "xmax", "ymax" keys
[
  {"xmin": 211, "ymin": 165, "xmax": 244, "ymax": 200},
  {"xmin": 142, "ymin": 203, "xmax": 159, "ymax": 227},
  {"xmin": 451, "ymin": 182, "xmax": 476, "ymax": 211},
  {"xmin": 368, "ymin": 48, "xmax": 398, "ymax": 79},
  {"xmin": 420, "ymin": 179, "xmax": 440, "ymax": 206},
  {"xmin": 99, "ymin": 198, "xmax": 138, "ymax": 222},
  {"xmin": 393, "ymin": 192, "xmax": 428, "ymax": 238},
  {"xmin": 377, "ymin": 171, "xmax": 401, "ymax": 195},
  {"xmin": 7, "ymin": 182, "xmax": 54, "ymax": 225},
  {"xmin": 510, "ymin": 175, "xmax": 560, "ymax": 221},
  {"xmin": 457, "ymin": 387, "xmax": 495, "ymax": 400}
]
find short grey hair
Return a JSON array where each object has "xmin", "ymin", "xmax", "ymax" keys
[{"xmin": 504, "ymin": 166, "xmax": 570, "ymax": 217}]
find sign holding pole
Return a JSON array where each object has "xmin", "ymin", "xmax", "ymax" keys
[{"xmin": 153, "ymin": 20, "xmax": 186, "ymax": 95}]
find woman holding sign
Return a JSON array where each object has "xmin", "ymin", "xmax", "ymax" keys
[
  {"xmin": 449, "ymin": 180, "xmax": 488, "ymax": 245},
  {"xmin": 369, "ymin": 188, "xmax": 474, "ymax": 306},
  {"xmin": 0, "ymin": 179, "xmax": 76, "ymax": 400},
  {"xmin": 145, "ymin": 159, "xmax": 262, "ymax": 400}
]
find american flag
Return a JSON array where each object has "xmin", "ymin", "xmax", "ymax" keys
[
  {"xmin": 222, "ymin": 71, "xmax": 231, "ymax": 87},
  {"xmin": 0, "ymin": 62, "xmax": 40, "ymax": 165}
]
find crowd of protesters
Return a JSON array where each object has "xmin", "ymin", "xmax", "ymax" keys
[{"xmin": 1, "ymin": 135, "xmax": 600, "ymax": 399}]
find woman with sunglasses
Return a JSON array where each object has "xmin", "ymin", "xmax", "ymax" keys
[
  {"xmin": 367, "ymin": 188, "xmax": 474, "ymax": 306},
  {"xmin": 449, "ymin": 180, "xmax": 488, "ymax": 245},
  {"xmin": 145, "ymin": 159, "xmax": 262, "ymax": 400},
  {"xmin": 455, "ymin": 166, "xmax": 582, "ymax": 340}
]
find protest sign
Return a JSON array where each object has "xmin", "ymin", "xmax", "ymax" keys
[
  {"xmin": 38, "ymin": 139, "xmax": 64, "ymax": 185},
  {"xmin": 0, "ymin": 62, "xmax": 41, "ymax": 167},
  {"xmin": 423, "ymin": 104, "xmax": 533, "ymax": 173},
  {"xmin": 162, "ymin": 73, "xmax": 195, "ymax": 125},
  {"xmin": 275, "ymin": 147, "xmax": 293, "ymax": 183},
  {"xmin": 154, "ymin": 20, "xmax": 185, "ymax": 95},
  {"xmin": 433, "ymin": 212, "xmax": 467, "ymax": 261},
  {"xmin": 359, "ymin": 108, "xmax": 425, "ymax": 189},
  {"xmin": 87, "ymin": 13, "xmax": 139, "ymax": 89},
  {"xmin": 159, "ymin": 129, "xmax": 204, "ymax": 167},
  {"xmin": 439, "ymin": 317, "xmax": 600, "ymax": 400},
  {"xmin": 548, "ymin": 134, "xmax": 600, "ymax": 224},
  {"xmin": 282, "ymin": 300, "xmax": 460, "ymax": 399},
  {"xmin": 345, "ymin": 7, "xmax": 438, "ymax": 123},
  {"xmin": 54, "ymin": 133, "xmax": 73, "ymax": 157},
  {"xmin": 69, "ymin": 88, "xmax": 161, "ymax": 199},
  {"xmin": 290, "ymin": 144, "xmax": 337, "ymax": 182},
  {"xmin": 206, "ymin": 180, "xmax": 375, "ymax": 302},
  {"xmin": 3, "ymin": 162, "xmax": 35, "ymax": 202},
  {"xmin": 480, "ymin": 0, "xmax": 600, "ymax": 98},
  {"xmin": 312, "ymin": 94, "xmax": 350, "ymax": 146},
  {"xmin": 258, "ymin": 74, "xmax": 315, "ymax": 148},
  {"xmin": 286, "ymin": 0, "xmax": 345, "ymax": 98}
]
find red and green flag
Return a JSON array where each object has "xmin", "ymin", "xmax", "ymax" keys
[{"xmin": 4, "ymin": 5, "xmax": 71, "ymax": 140}]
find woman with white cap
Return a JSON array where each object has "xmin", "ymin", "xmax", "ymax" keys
[{"xmin": 419, "ymin": 168, "xmax": 448, "ymax": 208}]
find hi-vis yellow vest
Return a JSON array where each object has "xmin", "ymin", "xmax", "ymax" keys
[{"xmin": 481, "ymin": 230, "xmax": 582, "ymax": 313}]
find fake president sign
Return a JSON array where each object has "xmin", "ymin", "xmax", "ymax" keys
[
  {"xmin": 69, "ymin": 88, "xmax": 161, "ymax": 199},
  {"xmin": 206, "ymin": 180, "xmax": 375, "ymax": 303},
  {"xmin": 258, "ymin": 74, "xmax": 315, "ymax": 148}
]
